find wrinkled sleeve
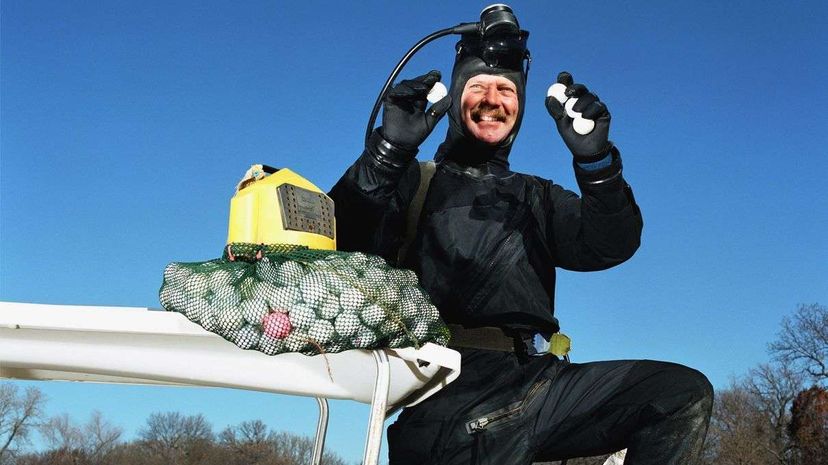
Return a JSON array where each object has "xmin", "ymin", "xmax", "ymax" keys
[
  {"xmin": 543, "ymin": 147, "xmax": 643, "ymax": 271},
  {"xmin": 328, "ymin": 130, "xmax": 420, "ymax": 259}
]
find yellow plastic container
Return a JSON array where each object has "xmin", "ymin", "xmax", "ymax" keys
[{"xmin": 227, "ymin": 166, "xmax": 336, "ymax": 250}]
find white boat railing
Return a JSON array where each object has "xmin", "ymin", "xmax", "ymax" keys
[{"xmin": 0, "ymin": 301, "xmax": 461, "ymax": 465}]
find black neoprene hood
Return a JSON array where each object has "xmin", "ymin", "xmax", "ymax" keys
[{"xmin": 435, "ymin": 32, "xmax": 530, "ymax": 169}]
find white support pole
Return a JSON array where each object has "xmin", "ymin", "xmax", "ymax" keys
[
  {"xmin": 362, "ymin": 349, "xmax": 391, "ymax": 465},
  {"xmin": 311, "ymin": 397, "xmax": 329, "ymax": 465}
]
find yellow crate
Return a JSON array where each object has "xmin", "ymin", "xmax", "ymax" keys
[{"xmin": 227, "ymin": 167, "xmax": 336, "ymax": 250}]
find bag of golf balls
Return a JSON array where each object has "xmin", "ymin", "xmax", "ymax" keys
[{"xmin": 159, "ymin": 243, "xmax": 450, "ymax": 356}]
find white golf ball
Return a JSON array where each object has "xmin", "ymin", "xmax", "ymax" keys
[
  {"xmin": 162, "ymin": 263, "xmax": 179, "ymax": 284},
  {"xmin": 317, "ymin": 295, "xmax": 341, "ymax": 320},
  {"xmin": 326, "ymin": 274, "xmax": 351, "ymax": 295},
  {"xmin": 299, "ymin": 281, "xmax": 324, "ymax": 307},
  {"xmin": 547, "ymin": 83, "xmax": 568, "ymax": 104},
  {"xmin": 323, "ymin": 254, "xmax": 348, "ymax": 269},
  {"xmin": 413, "ymin": 321, "xmax": 430, "ymax": 340},
  {"xmin": 200, "ymin": 312, "xmax": 219, "ymax": 333},
  {"xmin": 565, "ymin": 98, "xmax": 581, "ymax": 119},
  {"xmin": 398, "ymin": 298, "xmax": 418, "ymax": 319},
  {"xmin": 422, "ymin": 303, "xmax": 440, "ymax": 320},
  {"xmin": 183, "ymin": 297, "xmax": 209, "ymax": 322},
  {"xmin": 387, "ymin": 268, "xmax": 418, "ymax": 287},
  {"xmin": 334, "ymin": 312, "xmax": 360, "ymax": 337},
  {"xmin": 235, "ymin": 324, "xmax": 262, "ymax": 350},
  {"xmin": 240, "ymin": 298, "xmax": 269, "ymax": 325},
  {"xmin": 207, "ymin": 270, "xmax": 233, "ymax": 291},
  {"xmin": 185, "ymin": 274, "xmax": 209, "ymax": 298},
  {"xmin": 308, "ymin": 320, "xmax": 335, "ymax": 342},
  {"xmin": 354, "ymin": 328, "xmax": 377, "ymax": 348},
  {"xmin": 258, "ymin": 334, "xmax": 285, "ymax": 355},
  {"xmin": 210, "ymin": 286, "xmax": 241, "ymax": 310},
  {"xmin": 268, "ymin": 285, "xmax": 302, "ymax": 311},
  {"xmin": 375, "ymin": 284, "xmax": 400, "ymax": 309},
  {"xmin": 399, "ymin": 287, "xmax": 425, "ymax": 306},
  {"xmin": 278, "ymin": 261, "xmax": 305, "ymax": 285},
  {"xmin": 214, "ymin": 306, "xmax": 244, "ymax": 332},
  {"xmin": 159, "ymin": 285, "xmax": 176, "ymax": 311},
  {"xmin": 363, "ymin": 268, "xmax": 387, "ymax": 288},
  {"xmin": 427, "ymin": 81, "xmax": 448, "ymax": 104},
  {"xmin": 339, "ymin": 287, "xmax": 366, "ymax": 311},
  {"xmin": 346, "ymin": 252, "xmax": 369, "ymax": 269},
  {"xmin": 290, "ymin": 304, "xmax": 316, "ymax": 331},
  {"xmin": 284, "ymin": 332, "xmax": 310, "ymax": 352},
  {"xmin": 360, "ymin": 303, "xmax": 386, "ymax": 327},
  {"xmin": 573, "ymin": 117, "xmax": 596, "ymax": 135}
]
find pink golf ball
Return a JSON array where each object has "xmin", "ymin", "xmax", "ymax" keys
[{"xmin": 262, "ymin": 312, "xmax": 292, "ymax": 339}]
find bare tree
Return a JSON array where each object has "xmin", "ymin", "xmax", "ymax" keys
[
  {"xmin": 744, "ymin": 362, "xmax": 806, "ymax": 462},
  {"xmin": 706, "ymin": 383, "xmax": 777, "ymax": 465},
  {"xmin": 36, "ymin": 411, "xmax": 123, "ymax": 465},
  {"xmin": 770, "ymin": 303, "xmax": 828, "ymax": 383},
  {"xmin": 269, "ymin": 430, "xmax": 314, "ymax": 465},
  {"xmin": 138, "ymin": 412, "xmax": 213, "ymax": 465},
  {"xmin": 83, "ymin": 410, "xmax": 123, "ymax": 463},
  {"xmin": 703, "ymin": 361, "xmax": 806, "ymax": 465},
  {"xmin": 220, "ymin": 419, "xmax": 272, "ymax": 464},
  {"xmin": 39, "ymin": 413, "xmax": 83, "ymax": 452},
  {"xmin": 0, "ymin": 383, "xmax": 45, "ymax": 463}
]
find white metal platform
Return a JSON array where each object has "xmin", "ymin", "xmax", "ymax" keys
[{"xmin": 0, "ymin": 301, "xmax": 461, "ymax": 465}]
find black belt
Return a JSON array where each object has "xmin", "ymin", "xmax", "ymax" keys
[{"xmin": 447, "ymin": 324, "xmax": 527, "ymax": 353}]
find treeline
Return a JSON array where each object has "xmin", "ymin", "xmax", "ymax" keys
[
  {"xmin": 701, "ymin": 303, "xmax": 827, "ymax": 465},
  {"xmin": 0, "ymin": 405, "xmax": 348, "ymax": 465}
]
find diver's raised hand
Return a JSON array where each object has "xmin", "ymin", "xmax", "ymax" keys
[
  {"xmin": 545, "ymin": 71, "xmax": 613, "ymax": 162},
  {"xmin": 380, "ymin": 70, "xmax": 452, "ymax": 150}
]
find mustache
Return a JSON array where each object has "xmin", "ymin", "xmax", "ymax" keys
[{"xmin": 470, "ymin": 104, "xmax": 507, "ymax": 122}]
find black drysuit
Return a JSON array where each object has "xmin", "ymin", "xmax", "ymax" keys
[{"xmin": 330, "ymin": 122, "xmax": 712, "ymax": 463}]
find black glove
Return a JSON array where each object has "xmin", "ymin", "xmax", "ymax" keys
[
  {"xmin": 545, "ymin": 71, "xmax": 613, "ymax": 162},
  {"xmin": 380, "ymin": 70, "xmax": 452, "ymax": 150}
]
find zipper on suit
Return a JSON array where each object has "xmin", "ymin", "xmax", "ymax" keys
[{"xmin": 465, "ymin": 378, "xmax": 550, "ymax": 434}]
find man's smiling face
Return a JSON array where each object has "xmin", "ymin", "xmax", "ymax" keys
[{"xmin": 460, "ymin": 74, "xmax": 519, "ymax": 145}]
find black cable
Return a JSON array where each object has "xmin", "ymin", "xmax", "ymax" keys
[{"xmin": 364, "ymin": 23, "xmax": 478, "ymax": 146}]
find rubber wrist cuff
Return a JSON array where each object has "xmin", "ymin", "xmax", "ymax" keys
[
  {"xmin": 574, "ymin": 145, "xmax": 624, "ymax": 188},
  {"xmin": 367, "ymin": 129, "xmax": 418, "ymax": 170}
]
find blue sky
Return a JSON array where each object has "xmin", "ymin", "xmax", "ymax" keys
[{"xmin": 2, "ymin": 1, "xmax": 826, "ymax": 462}]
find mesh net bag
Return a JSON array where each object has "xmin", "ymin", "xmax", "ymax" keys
[{"xmin": 159, "ymin": 243, "xmax": 450, "ymax": 356}]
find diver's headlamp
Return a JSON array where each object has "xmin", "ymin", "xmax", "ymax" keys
[
  {"xmin": 455, "ymin": 31, "xmax": 531, "ymax": 74},
  {"xmin": 365, "ymin": 4, "xmax": 530, "ymax": 145}
]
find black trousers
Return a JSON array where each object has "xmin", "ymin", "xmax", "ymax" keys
[{"xmin": 388, "ymin": 348, "xmax": 713, "ymax": 465}]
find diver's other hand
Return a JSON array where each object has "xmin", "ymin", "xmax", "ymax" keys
[
  {"xmin": 380, "ymin": 70, "xmax": 452, "ymax": 150},
  {"xmin": 545, "ymin": 71, "xmax": 612, "ymax": 162}
]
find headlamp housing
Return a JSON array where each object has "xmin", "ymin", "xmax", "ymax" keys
[{"xmin": 455, "ymin": 31, "xmax": 531, "ymax": 75}]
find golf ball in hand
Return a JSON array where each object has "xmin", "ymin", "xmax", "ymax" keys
[
  {"xmin": 573, "ymin": 117, "xmax": 595, "ymax": 135},
  {"xmin": 427, "ymin": 82, "xmax": 448, "ymax": 104},
  {"xmin": 547, "ymin": 83, "xmax": 568, "ymax": 104}
]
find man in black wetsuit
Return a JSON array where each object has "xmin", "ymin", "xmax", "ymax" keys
[{"xmin": 329, "ymin": 21, "xmax": 713, "ymax": 465}]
